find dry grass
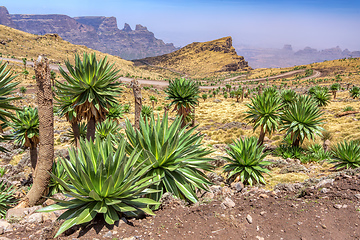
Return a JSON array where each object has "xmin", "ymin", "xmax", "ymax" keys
[
  {"xmin": 134, "ymin": 37, "xmax": 251, "ymax": 78},
  {"xmin": 2, "ymin": 27, "xmax": 360, "ymax": 189},
  {"xmin": 0, "ymin": 25, "xmax": 164, "ymax": 80}
]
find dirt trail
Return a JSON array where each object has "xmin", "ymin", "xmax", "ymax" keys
[{"xmin": 2, "ymin": 57, "xmax": 321, "ymax": 90}]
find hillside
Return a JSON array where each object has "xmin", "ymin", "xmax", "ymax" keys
[
  {"xmin": 0, "ymin": 6, "xmax": 177, "ymax": 60},
  {"xmin": 0, "ymin": 24, "xmax": 164, "ymax": 80},
  {"xmin": 133, "ymin": 37, "xmax": 251, "ymax": 78}
]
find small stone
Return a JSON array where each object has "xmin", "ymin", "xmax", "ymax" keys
[
  {"xmin": 220, "ymin": 197, "xmax": 235, "ymax": 209},
  {"xmin": 0, "ymin": 220, "xmax": 11, "ymax": 232},
  {"xmin": 334, "ymin": 204, "xmax": 342, "ymax": 209},
  {"xmin": 355, "ymin": 194, "xmax": 360, "ymax": 199},
  {"xmin": 260, "ymin": 211, "xmax": 266, "ymax": 216},
  {"xmin": 342, "ymin": 204, "xmax": 348, "ymax": 209},
  {"xmin": 256, "ymin": 236, "xmax": 264, "ymax": 240},
  {"xmin": 123, "ymin": 237, "xmax": 136, "ymax": 240},
  {"xmin": 259, "ymin": 194, "xmax": 269, "ymax": 199},
  {"xmin": 320, "ymin": 188, "xmax": 329, "ymax": 193},
  {"xmin": 231, "ymin": 182, "xmax": 244, "ymax": 192},
  {"xmin": 320, "ymin": 223, "xmax": 327, "ymax": 229},
  {"xmin": 315, "ymin": 179, "xmax": 334, "ymax": 188},
  {"xmin": 221, "ymin": 186, "xmax": 232, "ymax": 196},
  {"xmin": 103, "ymin": 231, "xmax": 113, "ymax": 238},
  {"xmin": 246, "ymin": 214, "xmax": 253, "ymax": 224},
  {"xmin": 26, "ymin": 213, "xmax": 43, "ymax": 223},
  {"xmin": 203, "ymin": 192, "xmax": 215, "ymax": 199}
]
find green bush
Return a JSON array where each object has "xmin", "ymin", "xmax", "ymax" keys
[
  {"xmin": 349, "ymin": 86, "xmax": 360, "ymax": 99},
  {"xmin": 329, "ymin": 140, "xmax": 360, "ymax": 170},
  {"xmin": 223, "ymin": 137, "xmax": 271, "ymax": 186},
  {"xmin": 38, "ymin": 137, "xmax": 158, "ymax": 237},
  {"xmin": 125, "ymin": 114, "xmax": 213, "ymax": 204},
  {"xmin": 0, "ymin": 180, "xmax": 16, "ymax": 218},
  {"xmin": 343, "ymin": 106, "xmax": 355, "ymax": 112},
  {"xmin": 48, "ymin": 160, "xmax": 68, "ymax": 196}
]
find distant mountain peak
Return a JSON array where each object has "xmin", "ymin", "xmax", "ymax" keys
[{"xmin": 0, "ymin": 6, "xmax": 177, "ymax": 60}]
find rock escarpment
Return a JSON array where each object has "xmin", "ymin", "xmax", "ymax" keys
[
  {"xmin": 0, "ymin": 6, "xmax": 177, "ymax": 60},
  {"xmin": 134, "ymin": 36, "xmax": 251, "ymax": 77}
]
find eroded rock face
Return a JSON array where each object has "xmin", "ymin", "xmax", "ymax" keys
[
  {"xmin": 0, "ymin": 6, "xmax": 16, "ymax": 28},
  {"xmin": 0, "ymin": 7, "xmax": 176, "ymax": 60}
]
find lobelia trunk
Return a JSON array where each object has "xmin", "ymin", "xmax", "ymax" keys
[
  {"xmin": 17, "ymin": 56, "xmax": 54, "ymax": 208},
  {"xmin": 71, "ymin": 122, "xmax": 80, "ymax": 147},
  {"xmin": 293, "ymin": 137, "xmax": 301, "ymax": 148},
  {"xmin": 29, "ymin": 141, "xmax": 38, "ymax": 173},
  {"xmin": 131, "ymin": 80, "xmax": 142, "ymax": 129},
  {"xmin": 86, "ymin": 116, "xmax": 96, "ymax": 141},
  {"xmin": 257, "ymin": 127, "xmax": 266, "ymax": 145},
  {"xmin": 191, "ymin": 108, "xmax": 196, "ymax": 127}
]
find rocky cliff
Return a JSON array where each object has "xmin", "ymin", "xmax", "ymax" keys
[
  {"xmin": 0, "ymin": 6, "xmax": 177, "ymax": 60},
  {"xmin": 134, "ymin": 36, "xmax": 251, "ymax": 78}
]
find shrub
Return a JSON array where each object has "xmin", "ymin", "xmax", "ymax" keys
[
  {"xmin": 95, "ymin": 118, "xmax": 122, "ymax": 142},
  {"xmin": 107, "ymin": 103, "xmax": 124, "ymax": 121},
  {"xmin": 202, "ymin": 94, "xmax": 208, "ymax": 102},
  {"xmin": 329, "ymin": 140, "xmax": 360, "ymax": 170},
  {"xmin": 19, "ymin": 86, "xmax": 27, "ymax": 94},
  {"xmin": 280, "ymin": 89, "xmax": 297, "ymax": 107},
  {"xmin": 0, "ymin": 180, "xmax": 16, "ymax": 218},
  {"xmin": 123, "ymin": 103, "xmax": 130, "ymax": 113},
  {"xmin": 222, "ymin": 137, "xmax": 271, "ymax": 186},
  {"xmin": 141, "ymin": 105, "xmax": 153, "ymax": 121},
  {"xmin": 349, "ymin": 86, "xmax": 360, "ymax": 99},
  {"xmin": 38, "ymin": 137, "xmax": 158, "ymax": 237},
  {"xmin": 304, "ymin": 143, "xmax": 332, "ymax": 163},
  {"xmin": 274, "ymin": 144, "xmax": 305, "ymax": 160},
  {"xmin": 48, "ymin": 160, "xmax": 68, "ymax": 196},
  {"xmin": 125, "ymin": 114, "xmax": 213, "ymax": 204},
  {"xmin": 280, "ymin": 96, "xmax": 324, "ymax": 147},
  {"xmin": 64, "ymin": 123, "xmax": 87, "ymax": 144},
  {"xmin": 343, "ymin": 106, "xmax": 355, "ymax": 112},
  {"xmin": 311, "ymin": 88, "xmax": 331, "ymax": 107}
]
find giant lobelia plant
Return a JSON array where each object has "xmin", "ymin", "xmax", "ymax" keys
[
  {"xmin": 38, "ymin": 137, "xmax": 159, "ymax": 237},
  {"xmin": 125, "ymin": 114, "xmax": 214, "ymax": 205}
]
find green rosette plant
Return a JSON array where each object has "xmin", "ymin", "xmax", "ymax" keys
[
  {"xmin": 125, "ymin": 114, "xmax": 214, "ymax": 204},
  {"xmin": 222, "ymin": 137, "xmax": 271, "ymax": 186},
  {"xmin": 38, "ymin": 137, "xmax": 159, "ymax": 237},
  {"xmin": 329, "ymin": 140, "xmax": 360, "ymax": 170}
]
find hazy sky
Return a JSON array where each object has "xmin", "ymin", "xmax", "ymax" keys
[{"xmin": 3, "ymin": 0, "xmax": 360, "ymax": 50}]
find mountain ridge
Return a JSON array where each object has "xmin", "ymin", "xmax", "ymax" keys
[
  {"xmin": 134, "ymin": 36, "xmax": 251, "ymax": 78},
  {"xmin": 0, "ymin": 6, "xmax": 177, "ymax": 60}
]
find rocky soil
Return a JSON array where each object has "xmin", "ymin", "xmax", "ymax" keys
[{"xmin": 1, "ymin": 167, "xmax": 359, "ymax": 240}]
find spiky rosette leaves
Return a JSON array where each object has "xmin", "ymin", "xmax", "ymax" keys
[
  {"xmin": 245, "ymin": 92, "xmax": 282, "ymax": 144},
  {"xmin": 280, "ymin": 89, "xmax": 298, "ymax": 106},
  {"xmin": 10, "ymin": 106, "xmax": 39, "ymax": 148},
  {"xmin": 125, "ymin": 114, "xmax": 214, "ymax": 204},
  {"xmin": 329, "ymin": 140, "xmax": 360, "ymax": 170},
  {"xmin": 0, "ymin": 61, "xmax": 21, "ymax": 131},
  {"xmin": 280, "ymin": 96, "xmax": 324, "ymax": 147},
  {"xmin": 56, "ymin": 53, "xmax": 122, "ymax": 123},
  {"xmin": 0, "ymin": 180, "xmax": 17, "ymax": 218},
  {"xmin": 165, "ymin": 78, "xmax": 199, "ymax": 125},
  {"xmin": 38, "ymin": 137, "xmax": 159, "ymax": 237},
  {"xmin": 222, "ymin": 137, "xmax": 271, "ymax": 186}
]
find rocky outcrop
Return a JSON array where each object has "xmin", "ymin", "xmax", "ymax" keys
[
  {"xmin": 135, "ymin": 36, "xmax": 251, "ymax": 77},
  {"xmin": 0, "ymin": 6, "xmax": 16, "ymax": 28},
  {"xmin": 0, "ymin": 6, "xmax": 177, "ymax": 60}
]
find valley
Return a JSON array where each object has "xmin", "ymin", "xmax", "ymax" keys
[{"xmin": 0, "ymin": 14, "xmax": 360, "ymax": 240}]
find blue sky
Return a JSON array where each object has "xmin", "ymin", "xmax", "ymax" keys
[{"xmin": 3, "ymin": 0, "xmax": 360, "ymax": 50}]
